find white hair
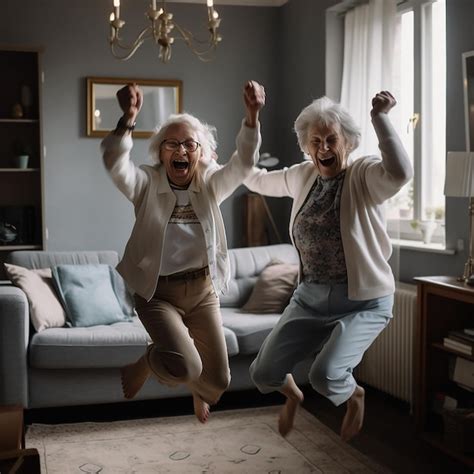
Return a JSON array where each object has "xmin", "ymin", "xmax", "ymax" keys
[
  {"xmin": 148, "ymin": 113, "xmax": 217, "ymax": 165},
  {"xmin": 294, "ymin": 97, "xmax": 361, "ymax": 153}
]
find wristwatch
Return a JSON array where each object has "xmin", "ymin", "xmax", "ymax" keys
[{"xmin": 115, "ymin": 116, "xmax": 136, "ymax": 132}]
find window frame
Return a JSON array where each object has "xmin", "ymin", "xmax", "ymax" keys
[{"xmin": 386, "ymin": 0, "xmax": 445, "ymax": 245}]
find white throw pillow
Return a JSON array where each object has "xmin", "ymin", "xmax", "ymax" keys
[{"xmin": 4, "ymin": 263, "xmax": 66, "ymax": 332}]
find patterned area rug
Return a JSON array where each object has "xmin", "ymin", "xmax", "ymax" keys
[{"xmin": 26, "ymin": 406, "xmax": 391, "ymax": 473}]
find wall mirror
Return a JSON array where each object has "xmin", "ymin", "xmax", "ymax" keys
[
  {"xmin": 86, "ymin": 77, "xmax": 182, "ymax": 138},
  {"xmin": 463, "ymin": 51, "xmax": 474, "ymax": 151}
]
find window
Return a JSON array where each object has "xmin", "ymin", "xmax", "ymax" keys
[{"xmin": 387, "ymin": 0, "xmax": 446, "ymax": 244}]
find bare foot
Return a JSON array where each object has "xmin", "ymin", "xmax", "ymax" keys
[
  {"xmin": 278, "ymin": 374, "xmax": 304, "ymax": 437},
  {"xmin": 341, "ymin": 385, "xmax": 365, "ymax": 442},
  {"xmin": 193, "ymin": 393, "xmax": 210, "ymax": 424},
  {"xmin": 120, "ymin": 356, "xmax": 151, "ymax": 399}
]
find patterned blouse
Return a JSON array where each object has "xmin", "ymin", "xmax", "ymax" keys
[{"xmin": 293, "ymin": 170, "xmax": 347, "ymax": 284}]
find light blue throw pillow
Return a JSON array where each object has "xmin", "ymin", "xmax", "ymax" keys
[{"xmin": 52, "ymin": 264, "xmax": 134, "ymax": 327}]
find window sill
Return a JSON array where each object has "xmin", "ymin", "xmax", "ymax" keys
[{"xmin": 391, "ymin": 238, "xmax": 455, "ymax": 255}]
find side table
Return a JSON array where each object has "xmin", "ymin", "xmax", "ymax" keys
[{"xmin": 0, "ymin": 405, "xmax": 24, "ymax": 452}]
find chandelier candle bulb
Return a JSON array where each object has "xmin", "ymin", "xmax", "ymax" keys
[
  {"xmin": 109, "ymin": 13, "xmax": 115, "ymax": 38},
  {"xmin": 113, "ymin": 0, "xmax": 120, "ymax": 19},
  {"xmin": 207, "ymin": 0, "xmax": 214, "ymax": 22},
  {"xmin": 152, "ymin": 0, "xmax": 156, "ymax": 10}
]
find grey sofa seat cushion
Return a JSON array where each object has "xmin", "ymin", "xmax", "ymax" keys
[
  {"xmin": 6, "ymin": 251, "xmax": 119, "ymax": 270},
  {"xmin": 29, "ymin": 318, "xmax": 239, "ymax": 369},
  {"xmin": 221, "ymin": 307, "xmax": 281, "ymax": 355},
  {"xmin": 220, "ymin": 244, "xmax": 299, "ymax": 308}
]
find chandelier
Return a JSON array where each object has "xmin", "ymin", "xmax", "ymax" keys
[{"xmin": 109, "ymin": 0, "xmax": 222, "ymax": 63}]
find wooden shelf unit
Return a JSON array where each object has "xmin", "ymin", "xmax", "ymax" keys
[
  {"xmin": 414, "ymin": 276, "xmax": 474, "ymax": 468},
  {"xmin": 0, "ymin": 47, "xmax": 44, "ymax": 265}
]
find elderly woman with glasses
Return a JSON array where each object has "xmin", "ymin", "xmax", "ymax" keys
[
  {"xmin": 244, "ymin": 91, "xmax": 412, "ymax": 441},
  {"xmin": 101, "ymin": 80, "xmax": 265, "ymax": 423}
]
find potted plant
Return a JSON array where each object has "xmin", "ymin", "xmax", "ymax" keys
[
  {"xmin": 434, "ymin": 206, "xmax": 445, "ymax": 222},
  {"xmin": 11, "ymin": 140, "xmax": 32, "ymax": 169}
]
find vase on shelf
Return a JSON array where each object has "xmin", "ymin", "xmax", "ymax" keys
[
  {"xmin": 20, "ymin": 84, "xmax": 32, "ymax": 118},
  {"xmin": 12, "ymin": 155, "xmax": 29, "ymax": 169},
  {"xmin": 11, "ymin": 103, "xmax": 23, "ymax": 119},
  {"xmin": 419, "ymin": 220, "xmax": 437, "ymax": 244}
]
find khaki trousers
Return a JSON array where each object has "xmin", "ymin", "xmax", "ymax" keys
[{"xmin": 134, "ymin": 272, "xmax": 230, "ymax": 405}]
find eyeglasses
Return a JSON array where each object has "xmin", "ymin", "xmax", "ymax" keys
[{"xmin": 160, "ymin": 139, "xmax": 200, "ymax": 153}]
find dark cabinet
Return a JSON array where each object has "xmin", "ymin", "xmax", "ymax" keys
[
  {"xmin": 0, "ymin": 48, "xmax": 44, "ymax": 254},
  {"xmin": 414, "ymin": 276, "xmax": 474, "ymax": 468}
]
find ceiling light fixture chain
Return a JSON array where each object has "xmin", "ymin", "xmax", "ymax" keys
[{"xmin": 108, "ymin": 0, "xmax": 222, "ymax": 63}]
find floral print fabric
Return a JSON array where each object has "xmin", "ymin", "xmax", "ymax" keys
[{"xmin": 293, "ymin": 171, "xmax": 347, "ymax": 284}]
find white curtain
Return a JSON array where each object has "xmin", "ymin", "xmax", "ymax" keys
[
  {"xmin": 340, "ymin": 0, "xmax": 399, "ymax": 158},
  {"xmin": 340, "ymin": 0, "xmax": 401, "ymax": 278}
]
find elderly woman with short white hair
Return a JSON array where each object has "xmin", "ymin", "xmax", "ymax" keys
[
  {"xmin": 101, "ymin": 80, "xmax": 265, "ymax": 423},
  {"xmin": 244, "ymin": 91, "xmax": 412, "ymax": 441}
]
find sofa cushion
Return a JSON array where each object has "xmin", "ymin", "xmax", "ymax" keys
[
  {"xmin": 3, "ymin": 264, "xmax": 66, "ymax": 332},
  {"xmin": 220, "ymin": 307, "xmax": 281, "ymax": 355},
  {"xmin": 52, "ymin": 264, "xmax": 134, "ymax": 327},
  {"xmin": 241, "ymin": 262, "xmax": 298, "ymax": 314},
  {"xmin": 220, "ymin": 244, "xmax": 299, "ymax": 308},
  {"xmin": 29, "ymin": 319, "xmax": 239, "ymax": 369}
]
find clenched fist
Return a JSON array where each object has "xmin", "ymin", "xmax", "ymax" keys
[
  {"xmin": 116, "ymin": 83, "xmax": 143, "ymax": 123},
  {"xmin": 370, "ymin": 90, "xmax": 396, "ymax": 118},
  {"xmin": 244, "ymin": 80, "xmax": 265, "ymax": 128}
]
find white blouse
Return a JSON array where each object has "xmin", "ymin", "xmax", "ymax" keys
[{"xmin": 160, "ymin": 188, "xmax": 207, "ymax": 275}]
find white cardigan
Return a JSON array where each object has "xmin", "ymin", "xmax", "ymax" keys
[
  {"xmin": 101, "ymin": 120, "xmax": 261, "ymax": 301},
  {"xmin": 244, "ymin": 114, "xmax": 413, "ymax": 300}
]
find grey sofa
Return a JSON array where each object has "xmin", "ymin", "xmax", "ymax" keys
[{"xmin": 0, "ymin": 244, "xmax": 310, "ymax": 409}]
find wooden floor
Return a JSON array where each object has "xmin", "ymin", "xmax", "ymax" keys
[
  {"xmin": 301, "ymin": 387, "xmax": 469, "ymax": 474},
  {"xmin": 25, "ymin": 386, "xmax": 470, "ymax": 474}
]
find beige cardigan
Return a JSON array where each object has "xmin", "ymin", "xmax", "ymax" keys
[
  {"xmin": 101, "ymin": 120, "xmax": 261, "ymax": 301},
  {"xmin": 244, "ymin": 114, "xmax": 413, "ymax": 300}
]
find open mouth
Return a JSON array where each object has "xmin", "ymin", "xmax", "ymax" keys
[
  {"xmin": 172, "ymin": 160, "xmax": 189, "ymax": 170},
  {"xmin": 318, "ymin": 155, "xmax": 336, "ymax": 168}
]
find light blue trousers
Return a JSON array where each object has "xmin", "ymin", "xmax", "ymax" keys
[{"xmin": 249, "ymin": 281, "xmax": 393, "ymax": 406}]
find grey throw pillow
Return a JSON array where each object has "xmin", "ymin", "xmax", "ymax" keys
[{"xmin": 52, "ymin": 264, "xmax": 134, "ymax": 327}]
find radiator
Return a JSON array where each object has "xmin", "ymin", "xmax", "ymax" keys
[{"xmin": 355, "ymin": 282, "xmax": 417, "ymax": 405}]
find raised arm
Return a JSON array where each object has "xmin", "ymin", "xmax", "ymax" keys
[
  {"xmin": 101, "ymin": 84, "xmax": 148, "ymax": 204},
  {"xmin": 365, "ymin": 91, "xmax": 413, "ymax": 202},
  {"xmin": 208, "ymin": 81, "xmax": 265, "ymax": 202}
]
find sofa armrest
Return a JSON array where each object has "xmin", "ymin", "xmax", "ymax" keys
[{"xmin": 0, "ymin": 286, "xmax": 29, "ymax": 407}]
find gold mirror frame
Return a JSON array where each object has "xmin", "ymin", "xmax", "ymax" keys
[{"xmin": 86, "ymin": 77, "xmax": 182, "ymax": 138}]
